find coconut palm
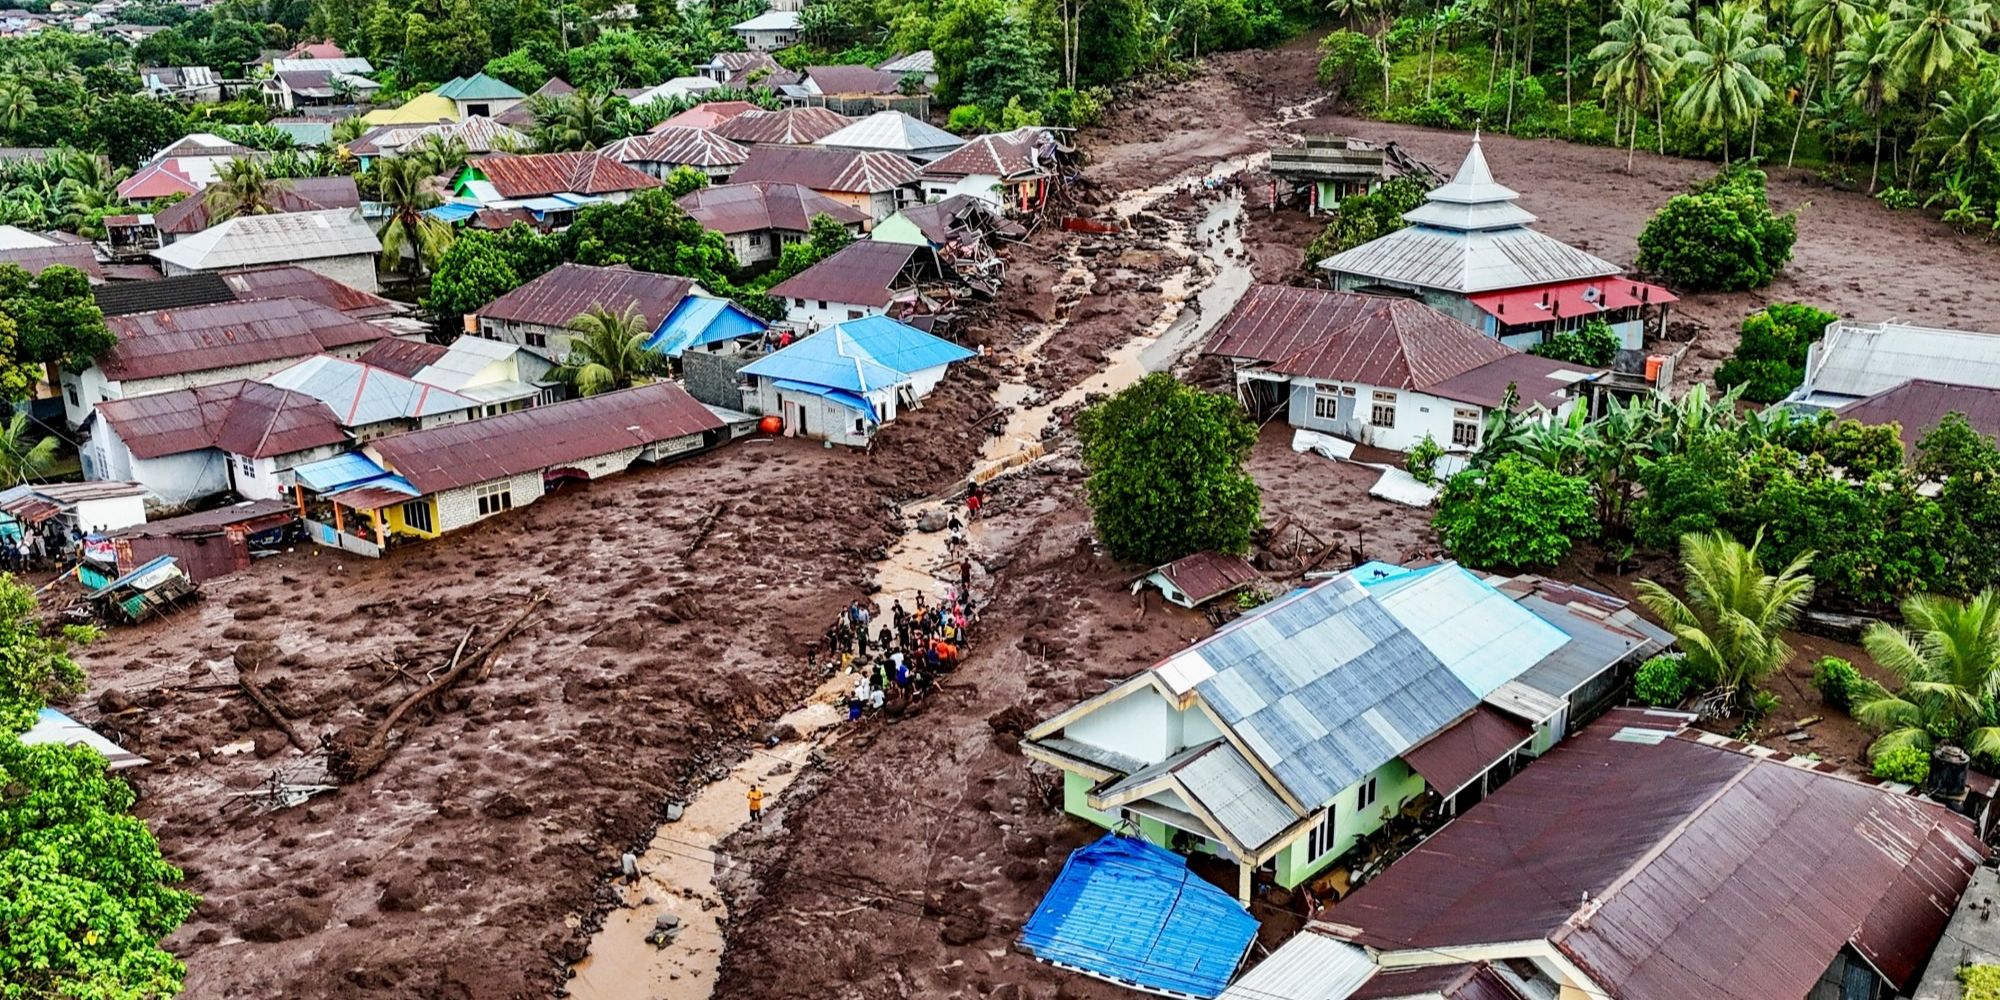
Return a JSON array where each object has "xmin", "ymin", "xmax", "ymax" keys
[
  {"xmin": 0, "ymin": 410, "xmax": 56, "ymax": 486},
  {"xmin": 1836, "ymin": 11, "xmax": 1903, "ymax": 190},
  {"xmin": 204, "ymin": 157, "xmax": 280, "ymax": 221},
  {"xmin": 1853, "ymin": 591, "xmax": 2000, "ymax": 758},
  {"xmin": 372, "ymin": 157, "xmax": 454, "ymax": 279},
  {"xmin": 1673, "ymin": 2, "xmax": 1782, "ymax": 162},
  {"xmin": 1916, "ymin": 68, "xmax": 2000, "ymax": 173},
  {"xmin": 409, "ymin": 132, "xmax": 471, "ymax": 179},
  {"xmin": 554, "ymin": 303, "xmax": 669, "ymax": 396},
  {"xmin": 1591, "ymin": 0, "xmax": 1693, "ymax": 171},
  {"xmin": 1787, "ymin": 0, "xmax": 1870, "ymax": 165},
  {"xmin": 0, "ymin": 78, "xmax": 35, "ymax": 135},
  {"xmin": 1636, "ymin": 530, "xmax": 1816, "ymax": 710},
  {"xmin": 1886, "ymin": 0, "xmax": 1990, "ymax": 91},
  {"xmin": 532, "ymin": 91, "xmax": 621, "ymax": 152}
]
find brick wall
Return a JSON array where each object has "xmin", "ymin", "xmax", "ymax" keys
[
  {"xmin": 436, "ymin": 470, "xmax": 546, "ymax": 532},
  {"xmin": 683, "ymin": 351, "xmax": 757, "ymax": 410}
]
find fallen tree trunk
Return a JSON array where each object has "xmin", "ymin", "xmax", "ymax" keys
[
  {"xmin": 328, "ymin": 592, "xmax": 548, "ymax": 783},
  {"xmin": 241, "ymin": 667, "xmax": 311, "ymax": 752},
  {"xmin": 681, "ymin": 504, "xmax": 725, "ymax": 560}
]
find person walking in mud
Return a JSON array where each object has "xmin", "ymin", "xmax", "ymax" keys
[{"xmin": 748, "ymin": 784, "xmax": 765, "ymax": 823}]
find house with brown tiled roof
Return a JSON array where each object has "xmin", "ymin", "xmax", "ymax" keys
[
  {"xmin": 604, "ymin": 127, "xmax": 749, "ymax": 182},
  {"xmin": 473, "ymin": 263, "xmax": 706, "ymax": 362},
  {"xmin": 452, "ymin": 152, "xmax": 660, "ymax": 224},
  {"xmin": 713, "ymin": 106, "xmax": 855, "ymax": 146},
  {"xmin": 728, "ymin": 145, "xmax": 919, "ymax": 224},
  {"xmin": 84, "ymin": 380, "xmax": 349, "ymax": 504},
  {"xmin": 1202, "ymin": 284, "xmax": 1600, "ymax": 453},
  {"xmin": 677, "ymin": 182, "xmax": 868, "ymax": 266},
  {"xmin": 920, "ymin": 126, "xmax": 1059, "ymax": 209}
]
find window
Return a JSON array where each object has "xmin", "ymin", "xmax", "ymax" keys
[
  {"xmin": 475, "ymin": 482, "xmax": 513, "ymax": 517},
  {"xmin": 794, "ymin": 297, "xmax": 806, "ymax": 307},
  {"xmin": 401, "ymin": 499, "xmax": 433, "ymax": 534},
  {"xmin": 237, "ymin": 454, "xmax": 255, "ymax": 478},
  {"xmin": 1370, "ymin": 390, "xmax": 1397, "ymax": 428},
  {"xmin": 525, "ymin": 330, "xmax": 547, "ymax": 348},
  {"xmin": 1305, "ymin": 808, "xmax": 1336, "ymax": 860},
  {"xmin": 1356, "ymin": 776, "xmax": 1378, "ymax": 812},
  {"xmin": 817, "ymin": 300, "xmax": 828, "ymax": 309},
  {"xmin": 1451, "ymin": 407, "xmax": 1481, "ymax": 447},
  {"xmin": 750, "ymin": 232, "xmax": 765, "ymax": 247},
  {"xmin": 1312, "ymin": 384, "xmax": 1341, "ymax": 420},
  {"xmin": 846, "ymin": 309, "xmax": 864, "ymax": 320},
  {"xmin": 466, "ymin": 103, "xmax": 489, "ymax": 117},
  {"xmin": 64, "ymin": 383, "xmax": 78, "ymax": 406}
]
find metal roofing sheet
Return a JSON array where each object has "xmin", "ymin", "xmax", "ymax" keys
[
  {"xmin": 357, "ymin": 338, "xmax": 449, "ymax": 377},
  {"xmin": 647, "ymin": 295, "xmax": 768, "ymax": 356},
  {"xmin": 605, "ymin": 127, "xmax": 749, "ymax": 169},
  {"xmin": 1840, "ymin": 379, "xmax": 2000, "ymax": 457},
  {"xmin": 805, "ymin": 64, "xmax": 903, "ymax": 95},
  {"xmin": 741, "ymin": 327, "xmax": 901, "ymax": 393},
  {"xmin": 291, "ymin": 451, "xmax": 392, "ymax": 492},
  {"xmin": 433, "ymin": 72, "xmax": 524, "ymax": 100},
  {"xmin": 1360, "ymin": 563, "xmax": 1570, "ymax": 698},
  {"xmin": 1218, "ymin": 926, "xmax": 1376, "ymax": 1000},
  {"xmin": 877, "ymin": 49, "xmax": 936, "ymax": 74},
  {"xmin": 730, "ymin": 145, "xmax": 919, "ymax": 194},
  {"xmin": 221, "ymin": 263, "xmax": 405, "ymax": 318},
  {"xmin": 1803, "ymin": 320, "xmax": 2000, "ymax": 401},
  {"xmin": 678, "ymin": 181, "xmax": 869, "ymax": 234},
  {"xmin": 1513, "ymin": 594, "xmax": 1667, "ymax": 699},
  {"xmin": 922, "ymin": 129, "xmax": 1051, "ymax": 180},
  {"xmin": 1173, "ymin": 740, "xmax": 1298, "ymax": 848},
  {"xmin": 713, "ymin": 107, "xmax": 855, "ymax": 146},
  {"xmin": 830, "ymin": 315, "xmax": 975, "ymax": 373},
  {"xmin": 154, "ymin": 175, "xmax": 361, "ymax": 235},
  {"xmin": 1328, "ymin": 711, "xmax": 1986, "ymax": 1000},
  {"xmin": 263, "ymin": 355, "xmax": 479, "ymax": 425},
  {"xmin": 99, "ymin": 297, "xmax": 389, "ymax": 381},
  {"xmin": 1175, "ymin": 575, "xmax": 1477, "ymax": 808},
  {"xmin": 22, "ymin": 707, "xmax": 147, "ymax": 769},
  {"xmin": 1019, "ymin": 834, "xmax": 1259, "ymax": 998},
  {"xmin": 479, "ymin": 263, "xmax": 697, "ymax": 331},
  {"xmin": 815, "ymin": 110, "xmax": 962, "ymax": 155},
  {"xmin": 1158, "ymin": 551, "xmax": 1261, "ymax": 605},
  {"xmin": 325, "ymin": 482, "xmax": 420, "ymax": 509},
  {"xmin": 770, "ymin": 379, "xmax": 877, "ymax": 421},
  {"xmin": 1202, "ymin": 285, "xmax": 1515, "ymax": 392},
  {"xmin": 473, "ymin": 152, "xmax": 660, "ymax": 199},
  {"xmin": 1399, "ymin": 705, "xmax": 1532, "ymax": 796},
  {"xmin": 150, "ymin": 208, "xmax": 381, "ymax": 272},
  {"xmin": 0, "ymin": 242, "xmax": 101, "ymax": 279},
  {"xmin": 367, "ymin": 381, "xmax": 723, "ymax": 494},
  {"xmin": 1347, "ymin": 963, "xmax": 1529, "ymax": 1000},
  {"xmin": 655, "ymin": 100, "xmax": 760, "ymax": 131},
  {"xmin": 1320, "ymin": 224, "xmax": 1620, "ymax": 295},
  {"xmin": 766, "ymin": 241, "xmax": 928, "ymax": 308},
  {"xmin": 1423, "ymin": 352, "xmax": 1599, "ymax": 411},
  {"xmin": 111, "ymin": 498, "xmax": 295, "ymax": 538},
  {"xmin": 1466, "ymin": 277, "xmax": 1677, "ymax": 324}
]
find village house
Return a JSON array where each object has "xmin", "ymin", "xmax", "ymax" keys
[
  {"xmin": 114, "ymin": 133, "xmax": 262, "ymax": 201},
  {"xmin": 1203, "ymin": 285, "xmax": 1602, "ymax": 454},
  {"xmin": 0, "ymin": 481, "xmax": 147, "ymax": 539},
  {"xmin": 295, "ymin": 381, "xmax": 726, "ymax": 555},
  {"xmin": 729, "ymin": 145, "xmax": 920, "ymax": 225},
  {"xmin": 83, "ymin": 380, "xmax": 350, "ymax": 504},
  {"xmin": 494, "ymin": 78, "xmax": 574, "ymax": 128},
  {"xmin": 268, "ymin": 54, "xmax": 374, "ymax": 75},
  {"xmin": 729, "ymin": 9, "xmax": 799, "ymax": 50},
  {"xmin": 653, "ymin": 99, "xmax": 761, "ymax": 132},
  {"xmin": 1842, "ymin": 380, "xmax": 2000, "ymax": 461},
  {"xmin": 151, "ymin": 175, "xmax": 361, "ymax": 245},
  {"xmin": 1267, "ymin": 134, "xmax": 1395, "ymax": 212},
  {"xmin": 629, "ymin": 76, "xmax": 723, "ymax": 106},
  {"xmin": 433, "ymin": 72, "xmax": 526, "ymax": 120},
  {"xmin": 1319, "ymin": 136, "xmax": 1675, "ymax": 352},
  {"xmin": 360, "ymin": 335, "xmax": 559, "ymax": 414},
  {"xmin": 474, "ymin": 263, "xmax": 703, "ymax": 362},
  {"xmin": 796, "ymin": 65, "xmax": 920, "ymax": 114},
  {"xmin": 104, "ymin": 498, "xmax": 298, "ymax": 584},
  {"xmin": 646, "ymin": 295, "xmax": 769, "ymax": 365},
  {"xmin": 1023, "ymin": 562, "xmax": 1668, "ymax": 904},
  {"xmin": 1133, "ymin": 551, "xmax": 1262, "ymax": 610},
  {"xmin": 677, "ymin": 181, "xmax": 869, "ymax": 266},
  {"xmin": 139, "ymin": 66, "xmax": 220, "ymax": 102},
  {"xmin": 262, "ymin": 355, "xmax": 485, "ymax": 441},
  {"xmin": 713, "ymin": 106, "xmax": 856, "ymax": 147},
  {"xmin": 358, "ymin": 91, "xmax": 459, "ymax": 126},
  {"xmin": 0, "ymin": 227, "xmax": 103, "ymax": 279},
  {"xmin": 1234, "ymin": 709, "xmax": 1986, "ymax": 1000},
  {"xmin": 767, "ymin": 239, "xmax": 951, "ymax": 330},
  {"xmin": 736, "ymin": 315, "xmax": 973, "ymax": 446},
  {"xmin": 451, "ymin": 152, "xmax": 660, "ymax": 224},
  {"xmin": 61, "ymin": 295, "xmax": 392, "ymax": 427},
  {"xmin": 814, "ymin": 110, "xmax": 963, "ymax": 162},
  {"xmin": 261, "ymin": 69, "xmax": 380, "ymax": 111},
  {"xmin": 603, "ymin": 127, "xmax": 750, "ymax": 182},
  {"xmin": 876, "ymin": 50, "xmax": 938, "ymax": 89},
  {"xmin": 868, "ymin": 194, "xmax": 1006, "ymax": 253},
  {"xmin": 347, "ymin": 117, "xmax": 528, "ymax": 168},
  {"xmin": 1790, "ymin": 318, "xmax": 2000, "ymax": 410},
  {"xmin": 694, "ymin": 52, "xmax": 794, "ymax": 88},
  {"xmin": 151, "ymin": 208, "xmax": 382, "ymax": 292},
  {"xmin": 267, "ymin": 118, "xmax": 335, "ymax": 148},
  {"xmin": 94, "ymin": 266, "xmax": 411, "ymax": 329},
  {"xmin": 919, "ymin": 127, "xmax": 1062, "ymax": 210}
]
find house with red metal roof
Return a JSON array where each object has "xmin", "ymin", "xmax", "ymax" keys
[
  {"xmin": 84, "ymin": 380, "xmax": 350, "ymax": 505},
  {"xmin": 765, "ymin": 240, "xmax": 950, "ymax": 330},
  {"xmin": 920, "ymin": 127, "xmax": 1065, "ymax": 210},
  {"xmin": 1247, "ymin": 708, "xmax": 1986, "ymax": 1000},
  {"xmin": 473, "ymin": 263, "xmax": 706, "ymax": 362},
  {"xmin": 712, "ymin": 106, "xmax": 855, "ymax": 147},
  {"xmin": 653, "ymin": 99, "xmax": 762, "ymax": 132},
  {"xmin": 1203, "ymin": 284, "xmax": 1601, "ymax": 454},
  {"xmin": 604, "ymin": 127, "xmax": 750, "ymax": 182},
  {"xmin": 677, "ymin": 181, "xmax": 869, "ymax": 266},
  {"xmin": 451, "ymin": 152, "xmax": 660, "ymax": 226},
  {"xmin": 729, "ymin": 145, "xmax": 920, "ymax": 225},
  {"xmin": 1319, "ymin": 136, "xmax": 1675, "ymax": 353},
  {"xmin": 153, "ymin": 176, "xmax": 360, "ymax": 244}
]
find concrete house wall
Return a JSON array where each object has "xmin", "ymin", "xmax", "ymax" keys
[
  {"xmin": 1281, "ymin": 377, "xmax": 1580, "ymax": 454},
  {"xmin": 923, "ymin": 173, "xmax": 1001, "ymax": 206},
  {"xmin": 783, "ymin": 297, "xmax": 882, "ymax": 330},
  {"xmin": 70, "ymin": 494, "xmax": 147, "ymax": 533},
  {"xmin": 229, "ymin": 443, "xmax": 349, "ymax": 501},
  {"xmin": 63, "ymin": 356, "xmax": 327, "ymax": 428},
  {"xmin": 433, "ymin": 470, "xmax": 547, "ymax": 533},
  {"xmin": 82, "ymin": 421, "xmax": 230, "ymax": 506}
]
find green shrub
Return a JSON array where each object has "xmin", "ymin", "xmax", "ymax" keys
[
  {"xmin": 1713, "ymin": 303, "xmax": 1837, "ymax": 403},
  {"xmin": 1876, "ymin": 186, "xmax": 1919, "ymax": 210},
  {"xmin": 1812, "ymin": 656, "xmax": 1861, "ymax": 710},
  {"xmin": 1316, "ymin": 30, "xmax": 1383, "ymax": 103},
  {"xmin": 945, "ymin": 104, "xmax": 987, "ymax": 133},
  {"xmin": 1747, "ymin": 689, "xmax": 1781, "ymax": 721},
  {"xmin": 1636, "ymin": 167, "xmax": 1797, "ymax": 292},
  {"xmin": 1961, "ymin": 965, "xmax": 2000, "ymax": 1000},
  {"xmin": 1634, "ymin": 654, "xmax": 1695, "ymax": 707},
  {"xmin": 1871, "ymin": 745, "xmax": 1931, "ymax": 785},
  {"xmin": 1528, "ymin": 319, "xmax": 1620, "ymax": 366},
  {"xmin": 1435, "ymin": 455, "xmax": 1595, "ymax": 569},
  {"xmin": 1407, "ymin": 434, "xmax": 1445, "ymax": 484},
  {"xmin": 1304, "ymin": 177, "xmax": 1430, "ymax": 264}
]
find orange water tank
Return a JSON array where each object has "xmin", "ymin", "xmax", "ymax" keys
[
  {"xmin": 758, "ymin": 415, "xmax": 783, "ymax": 435},
  {"xmin": 1644, "ymin": 355, "xmax": 1665, "ymax": 382}
]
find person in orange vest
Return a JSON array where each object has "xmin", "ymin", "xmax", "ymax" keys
[{"xmin": 748, "ymin": 784, "xmax": 765, "ymax": 822}]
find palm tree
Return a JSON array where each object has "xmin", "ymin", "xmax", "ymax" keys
[
  {"xmin": 1592, "ymin": 0, "xmax": 1693, "ymax": 171},
  {"xmin": 1916, "ymin": 67, "xmax": 2000, "ymax": 173},
  {"xmin": 1886, "ymin": 0, "xmax": 1990, "ymax": 91},
  {"xmin": 204, "ymin": 157, "xmax": 280, "ymax": 221},
  {"xmin": 410, "ymin": 132, "xmax": 471, "ymax": 179},
  {"xmin": 1853, "ymin": 590, "xmax": 2000, "ymax": 758},
  {"xmin": 1673, "ymin": 2, "xmax": 1781, "ymax": 162},
  {"xmin": 0, "ymin": 410, "xmax": 56, "ymax": 486},
  {"xmin": 1788, "ymin": 0, "xmax": 1869, "ymax": 165},
  {"xmin": 554, "ymin": 303, "xmax": 668, "ymax": 396},
  {"xmin": 1636, "ymin": 530, "xmax": 1816, "ymax": 710},
  {"xmin": 1836, "ymin": 10, "xmax": 1903, "ymax": 190},
  {"xmin": 533, "ymin": 91, "xmax": 620, "ymax": 152},
  {"xmin": 372, "ymin": 157, "xmax": 454, "ymax": 280},
  {"xmin": 0, "ymin": 78, "xmax": 35, "ymax": 135}
]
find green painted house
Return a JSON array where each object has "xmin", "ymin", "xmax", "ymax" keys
[
  {"xmin": 1024, "ymin": 563, "xmax": 1604, "ymax": 903},
  {"xmin": 433, "ymin": 72, "xmax": 526, "ymax": 119}
]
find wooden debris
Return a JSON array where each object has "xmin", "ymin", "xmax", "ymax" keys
[
  {"xmin": 237, "ymin": 647, "xmax": 311, "ymax": 753},
  {"xmin": 681, "ymin": 503, "xmax": 725, "ymax": 560}
]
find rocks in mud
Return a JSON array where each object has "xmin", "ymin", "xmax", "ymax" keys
[
  {"xmin": 915, "ymin": 509, "xmax": 950, "ymax": 533},
  {"xmin": 483, "ymin": 791, "xmax": 531, "ymax": 820},
  {"xmin": 240, "ymin": 897, "xmax": 332, "ymax": 942},
  {"xmin": 97, "ymin": 687, "xmax": 134, "ymax": 714},
  {"xmin": 378, "ymin": 875, "xmax": 424, "ymax": 912},
  {"xmin": 253, "ymin": 730, "xmax": 290, "ymax": 759},
  {"xmin": 646, "ymin": 912, "xmax": 684, "ymax": 948}
]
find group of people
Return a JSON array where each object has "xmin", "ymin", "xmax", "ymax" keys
[
  {"xmin": 824, "ymin": 575, "xmax": 979, "ymax": 722},
  {"xmin": 0, "ymin": 525, "xmax": 65, "ymax": 574}
]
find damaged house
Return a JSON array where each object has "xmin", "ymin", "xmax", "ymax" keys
[{"xmin": 767, "ymin": 240, "xmax": 954, "ymax": 330}]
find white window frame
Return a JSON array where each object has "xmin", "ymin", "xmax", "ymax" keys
[
  {"xmin": 1451, "ymin": 407, "xmax": 1481, "ymax": 447},
  {"xmin": 401, "ymin": 498, "xmax": 433, "ymax": 533},
  {"xmin": 1305, "ymin": 807, "xmax": 1336, "ymax": 860},
  {"xmin": 1370, "ymin": 390, "xmax": 1397, "ymax": 428},
  {"xmin": 1312, "ymin": 383, "xmax": 1341, "ymax": 420},
  {"xmin": 237, "ymin": 454, "xmax": 255, "ymax": 478},
  {"xmin": 475, "ymin": 481, "xmax": 513, "ymax": 517}
]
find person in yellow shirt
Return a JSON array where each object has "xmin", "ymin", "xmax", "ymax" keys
[{"xmin": 748, "ymin": 784, "xmax": 765, "ymax": 822}]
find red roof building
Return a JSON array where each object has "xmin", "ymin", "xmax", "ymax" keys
[
  {"xmin": 712, "ymin": 106, "xmax": 855, "ymax": 146},
  {"xmin": 97, "ymin": 297, "xmax": 390, "ymax": 382},
  {"xmin": 116, "ymin": 160, "xmax": 201, "ymax": 200},
  {"xmin": 153, "ymin": 176, "xmax": 361, "ymax": 237},
  {"xmin": 464, "ymin": 152, "xmax": 661, "ymax": 200},
  {"xmin": 654, "ymin": 100, "xmax": 761, "ymax": 132},
  {"xmin": 475, "ymin": 263, "xmax": 700, "ymax": 359},
  {"xmin": 730, "ymin": 145, "xmax": 918, "ymax": 198},
  {"xmin": 1838, "ymin": 378, "xmax": 2000, "ymax": 458}
]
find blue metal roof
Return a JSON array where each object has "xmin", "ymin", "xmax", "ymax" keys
[
  {"xmin": 647, "ymin": 295, "xmax": 768, "ymax": 357},
  {"xmin": 771, "ymin": 379, "xmax": 878, "ymax": 421},
  {"xmin": 1362, "ymin": 563, "xmax": 1570, "ymax": 698},
  {"xmin": 740, "ymin": 327, "xmax": 905, "ymax": 393},
  {"xmin": 832, "ymin": 314, "xmax": 976, "ymax": 373},
  {"xmin": 1020, "ymin": 834, "xmax": 1257, "ymax": 999},
  {"xmin": 292, "ymin": 452, "xmax": 391, "ymax": 492},
  {"xmin": 426, "ymin": 202, "xmax": 479, "ymax": 222}
]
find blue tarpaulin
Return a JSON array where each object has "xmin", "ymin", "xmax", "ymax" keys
[{"xmin": 1019, "ymin": 835, "xmax": 1257, "ymax": 999}]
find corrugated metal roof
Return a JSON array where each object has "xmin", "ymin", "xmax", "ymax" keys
[
  {"xmin": 730, "ymin": 145, "xmax": 918, "ymax": 195},
  {"xmin": 1328, "ymin": 711, "xmax": 1986, "ymax": 1000},
  {"xmin": 93, "ymin": 379, "xmax": 346, "ymax": 459},
  {"xmin": 1217, "ymin": 926, "xmax": 1375, "ymax": 1000},
  {"xmin": 1423, "ymin": 352, "xmax": 1598, "ymax": 411},
  {"xmin": 0, "ymin": 242, "xmax": 101, "ymax": 279},
  {"xmin": 646, "ymin": 294, "xmax": 767, "ymax": 356},
  {"xmin": 111, "ymin": 498, "xmax": 295, "ymax": 537},
  {"xmin": 804, "ymin": 65, "xmax": 903, "ymax": 96},
  {"xmin": 1019, "ymin": 834, "xmax": 1259, "ymax": 999},
  {"xmin": 473, "ymin": 152, "xmax": 660, "ymax": 199},
  {"xmin": 713, "ymin": 107, "xmax": 855, "ymax": 146},
  {"xmin": 367, "ymin": 381, "xmax": 723, "ymax": 494},
  {"xmin": 1360, "ymin": 563, "xmax": 1569, "ymax": 698},
  {"xmin": 1800, "ymin": 320, "xmax": 2000, "ymax": 404},
  {"xmin": 1173, "ymin": 740, "xmax": 1298, "ymax": 848},
  {"xmin": 291, "ymin": 451, "xmax": 392, "ymax": 492},
  {"xmin": 151, "ymin": 209, "xmax": 380, "ymax": 272},
  {"xmin": 654, "ymin": 100, "xmax": 760, "ymax": 131},
  {"xmin": 923, "ymin": 128, "xmax": 1052, "ymax": 180},
  {"xmin": 494, "ymin": 78, "xmax": 574, "ymax": 126},
  {"xmin": 222, "ymin": 264, "xmax": 406, "ymax": 318},
  {"xmin": 1348, "ymin": 963, "xmax": 1528, "ymax": 1000},
  {"xmin": 731, "ymin": 9, "xmax": 799, "ymax": 29},
  {"xmin": 22, "ymin": 707, "xmax": 146, "ymax": 770},
  {"xmin": 270, "ymin": 56, "xmax": 373, "ymax": 74},
  {"xmin": 742, "ymin": 327, "xmax": 904, "ymax": 393},
  {"xmin": 1320, "ymin": 224, "xmax": 1619, "ymax": 295},
  {"xmin": 1398, "ymin": 705, "xmax": 1532, "ymax": 796},
  {"xmin": 263, "ymin": 355, "xmax": 480, "ymax": 425},
  {"xmin": 1513, "ymin": 593, "xmax": 1669, "ymax": 700},
  {"xmin": 877, "ymin": 50, "xmax": 935, "ymax": 74},
  {"xmin": 605, "ymin": 127, "xmax": 749, "ymax": 169},
  {"xmin": 816, "ymin": 111, "xmax": 962, "ymax": 156},
  {"xmin": 94, "ymin": 273, "xmax": 235, "ymax": 317},
  {"xmin": 1202, "ymin": 285, "xmax": 1516, "ymax": 392},
  {"xmin": 433, "ymin": 72, "xmax": 524, "ymax": 100},
  {"xmin": 100, "ymin": 296, "xmax": 389, "ymax": 381},
  {"xmin": 478, "ymin": 263, "xmax": 696, "ymax": 331},
  {"xmin": 678, "ymin": 181, "xmax": 869, "ymax": 234},
  {"xmin": 154, "ymin": 176, "xmax": 360, "ymax": 235},
  {"xmin": 766, "ymin": 240, "xmax": 931, "ymax": 308},
  {"xmin": 1157, "ymin": 551, "xmax": 1261, "ymax": 605},
  {"xmin": 830, "ymin": 315, "xmax": 975, "ymax": 372},
  {"xmin": 1466, "ymin": 277, "xmax": 1677, "ymax": 325},
  {"xmin": 1840, "ymin": 379, "xmax": 2000, "ymax": 457},
  {"xmin": 115, "ymin": 160, "xmax": 201, "ymax": 200}
]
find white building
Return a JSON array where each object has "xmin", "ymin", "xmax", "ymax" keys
[
  {"xmin": 766, "ymin": 240, "xmax": 948, "ymax": 330},
  {"xmin": 677, "ymin": 182, "xmax": 869, "ymax": 267},
  {"xmin": 85, "ymin": 380, "xmax": 350, "ymax": 504},
  {"xmin": 737, "ymin": 316, "xmax": 974, "ymax": 447},
  {"xmin": 150, "ymin": 209, "xmax": 383, "ymax": 293},
  {"xmin": 729, "ymin": 9, "xmax": 799, "ymax": 50}
]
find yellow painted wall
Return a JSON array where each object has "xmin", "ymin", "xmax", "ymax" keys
[
  {"xmin": 815, "ymin": 188, "xmax": 875, "ymax": 230},
  {"xmin": 383, "ymin": 497, "xmax": 441, "ymax": 539}
]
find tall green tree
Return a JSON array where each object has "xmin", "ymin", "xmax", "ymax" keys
[
  {"xmin": 1075, "ymin": 373, "xmax": 1261, "ymax": 565},
  {"xmin": 371, "ymin": 157, "xmax": 454, "ymax": 279},
  {"xmin": 0, "ymin": 263, "xmax": 115, "ymax": 371},
  {"xmin": 555, "ymin": 302, "xmax": 668, "ymax": 395},
  {"xmin": 1673, "ymin": 2, "xmax": 1781, "ymax": 162},
  {"xmin": 531, "ymin": 90, "xmax": 621, "ymax": 152},
  {"xmin": 1635, "ymin": 529, "xmax": 1816, "ymax": 710},
  {"xmin": 1591, "ymin": 0, "xmax": 1692, "ymax": 170},
  {"xmin": 1886, "ymin": 0, "xmax": 1990, "ymax": 91},
  {"xmin": 1788, "ymin": 0, "xmax": 1868, "ymax": 165},
  {"xmin": 1853, "ymin": 590, "xmax": 2000, "ymax": 757},
  {"xmin": 1836, "ymin": 10, "xmax": 1904, "ymax": 189},
  {"xmin": 0, "ymin": 410, "xmax": 55, "ymax": 487},
  {"xmin": 1916, "ymin": 66, "xmax": 2000, "ymax": 174},
  {"xmin": 203, "ymin": 157, "xmax": 278, "ymax": 221}
]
